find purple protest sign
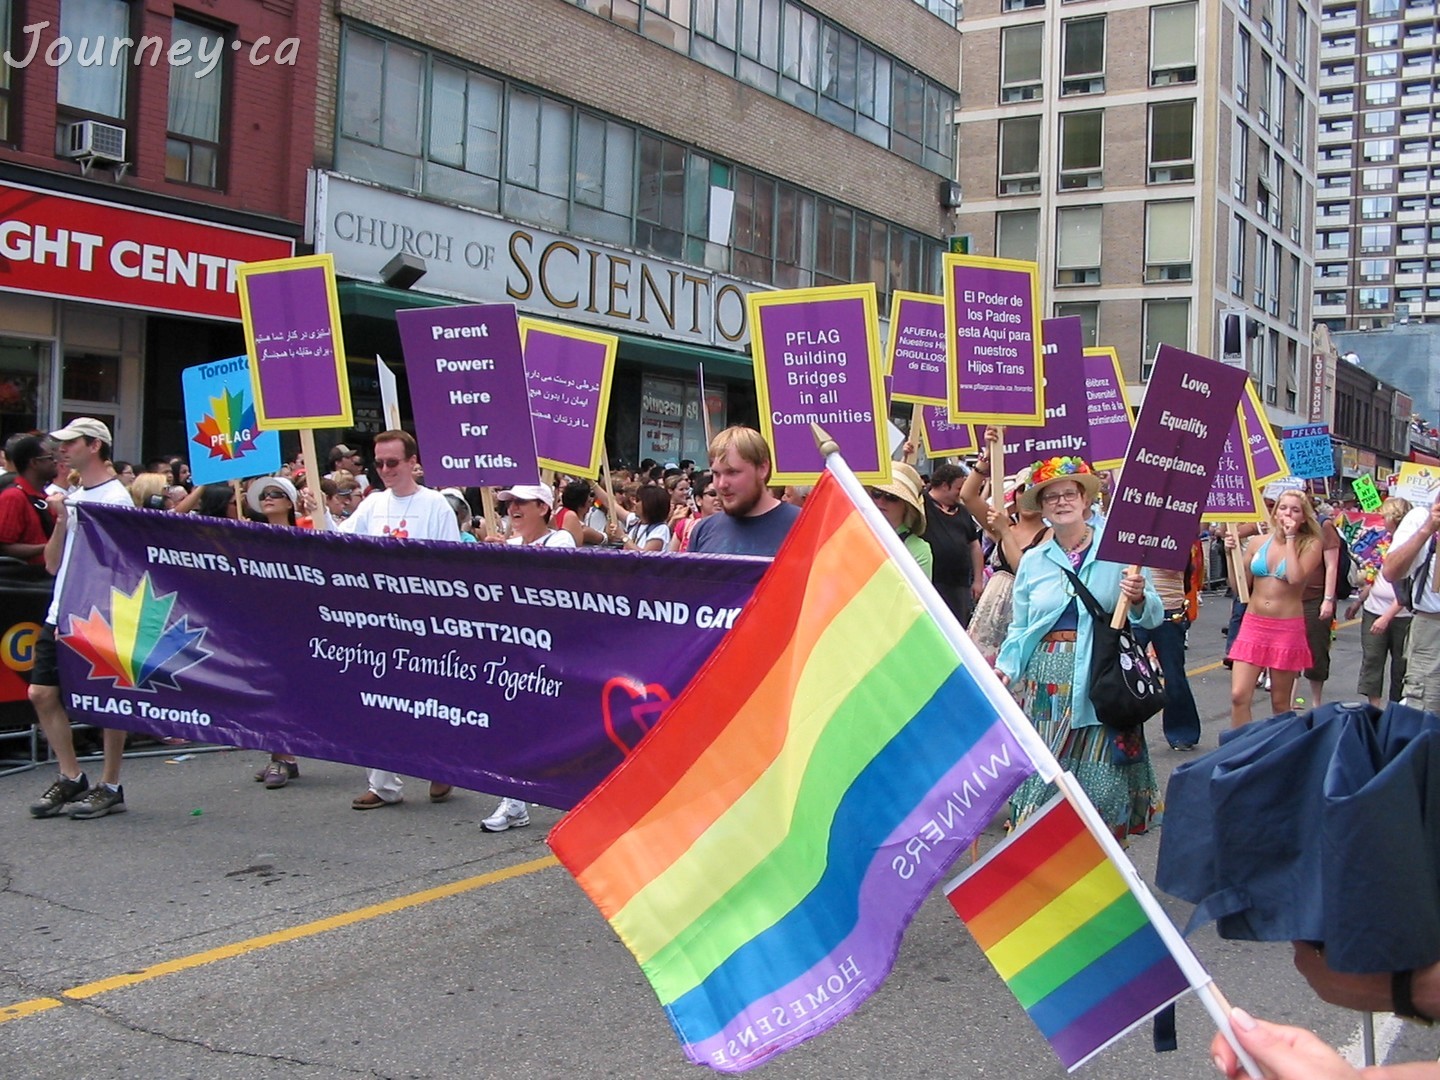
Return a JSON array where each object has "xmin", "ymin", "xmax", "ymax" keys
[
  {"xmin": 993, "ymin": 318, "xmax": 1088, "ymax": 465},
  {"xmin": 1241, "ymin": 382, "xmax": 1287, "ymax": 484},
  {"xmin": 55, "ymin": 506, "xmax": 766, "ymax": 810},
  {"xmin": 237, "ymin": 254, "xmax": 352, "ymax": 429},
  {"xmin": 1097, "ymin": 345, "xmax": 1249, "ymax": 571},
  {"xmin": 519, "ymin": 318, "xmax": 616, "ymax": 481},
  {"xmin": 396, "ymin": 303, "xmax": 539, "ymax": 488},
  {"xmin": 748, "ymin": 285, "xmax": 888, "ymax": 484},
  {"xmin": 917, "ymin": 406, "xmax": 977, "ymax": 457},
  {"xmin": 1204, "ymin": 414, "xmax": 1264, "ymax": 522},
  {"xmin": 886, "ymin": 292, "xmax": 947, "ymax": 406},
  {"xmin": 1081, "ymin": 347, "xmax": 1135, "ymax": 470},
  {"xmin": 943, "ymin": 254, "xmax": 1043, "ymax": 426}
]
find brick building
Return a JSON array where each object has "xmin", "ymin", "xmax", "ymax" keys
[
  {"xmin": 0, "ymin": 0, "xmax": 318, "ymax": 461},
  {"xmin": 307, "ymin": 0, "xmax": 961, "ymax": 463}
]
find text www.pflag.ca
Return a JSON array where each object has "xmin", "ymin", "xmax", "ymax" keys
[{"xmin": 357, "ymin": 691, "xmax": 490, "ymax": 728}]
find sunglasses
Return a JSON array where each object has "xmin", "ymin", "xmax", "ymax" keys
[
  {"xmin": 701, "ymin": 489, "xmax": 718, "ymax": 497},
  {"xmin": 335, "ymin": 488, "xmax": 358, "ymax": 497},
  {"xmin": 373, "ymin": 457, "xmax": 407, "ymax": 469},
  {"xmin": 868, "ymin": 489, "xmax": 903, "ymax": 504},
  {"xmin": 259, "ymin": 489, "xmax": 290, "ymax": 500}
]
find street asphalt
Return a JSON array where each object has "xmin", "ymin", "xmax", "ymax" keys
[{"xmin": 2, "ymin": 590, "xmax": 1438, "ymax": 1079}]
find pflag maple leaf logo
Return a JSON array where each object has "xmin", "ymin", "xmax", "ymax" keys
[
  {"xmin": 192, "ymin": 387, "xmax": 260, "ymax": 461},
  {"xmin": 60, "ymin": 575, "xmax": 211, "ymax": 692}
]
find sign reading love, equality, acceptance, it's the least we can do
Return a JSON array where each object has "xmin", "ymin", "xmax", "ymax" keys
[
  {"xmin": 1097, "ymin": 345, "xmax": 1249, "ymax": 572},
  {"xmin": 396, "ymin": 303, "xmax": 539, "ymax": 489}
]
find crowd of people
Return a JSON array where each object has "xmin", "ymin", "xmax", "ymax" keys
[{"xmin": 4, "ymin": 418, "xmax": 1438, "ymax": 1072}]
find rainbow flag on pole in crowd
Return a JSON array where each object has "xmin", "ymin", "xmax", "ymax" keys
[
  {"xmin": 945, "ymin": 790, "xmax": 1195, "ymax": 1071},
  {"xmin": 549, "ymin": 465, "xmax": 1037, "ymax": 1071}
]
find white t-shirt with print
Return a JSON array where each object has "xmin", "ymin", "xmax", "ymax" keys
[
  {"xmin": 339, "ymin": 487, "xmax": 460, "ymax": 542},
  {"xmin": 47, "ymin": 477, "xmax": 133, "ymax": 626}
]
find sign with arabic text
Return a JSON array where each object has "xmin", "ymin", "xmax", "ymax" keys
[{"xmin": 520, "ymin": 318, "xmax": 617, "ymax": 481}]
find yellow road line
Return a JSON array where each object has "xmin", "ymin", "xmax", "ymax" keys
[{"xmin": 0, "ymin": 854, "xmax": 558, "ymax": 1023}]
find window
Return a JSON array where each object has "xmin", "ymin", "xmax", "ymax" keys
[
  {"xmin": 1369, "ymin": 24, "xmax": 1400, "ymax": 47},
  {"xmin": 1232, "ymin": 120, "xmax": 1249, "ymax": 200},
  {"xmin": 1316, "ymin": 262, "xmax": 1347, "ymax": 280},
  {"xmin": 1318, "ymin": 228, "xmax": 1348, "ymax": 252},
  {"xmin": 1149, "ymin": 100, "xmax": 1194, "ymax": 183},
  {"xmin": 1366, "ymin": 81, "xmax": 1399, "ymax": 106},
  {"xmin": 1059, "ymin": 110, "xmax": 1103, "ymax": 189},
  {"xmin": 1270, "ymin": 66, "xmax": 1286, "ymax": 140},
  {"xmin": 1003, "ymin": 0, "xmax": 1045, "ymax": 10},
  {"xmin": 1236, "ymin": 29, "xmax": 1252, "ymax": 106},
  {"xmin": 571, "ymin": 113, "xmax": 635, "ymax": 244},
  {"xmin": 635, "ymin": 132, "xmax": 687, "ymax": 257},
  {"xmin": 1053, "ymin": 302, "xmax": 1099, "ymax": 347},
  {"xmin": 1061, "ymin": 17, "xmax": 1105, "ymax": 95},
  {"xmin": 1151, "ymin": 4, "xmax": 1197, "ymax": 85},
  {"xmin": 1367, "ymin": 52, "xmax": 1400, "ymax": 77},
  {"xmin": 1398, "ymin": 223, "xmax": 1425, "ymax": 246},
  {"xmin": 505, "ymin": 91, "xmax": 573, "ymax": 230},
  {"xmin": 56, "ymin": 0, "xmax": 131, "ymax": 120},
  {"xmin": 1145, "ymin": 201, "xmax": 1193, "ymax": 282},
  {"xmin": 337, "ymin": 31, "xmax": 424, "ymax": 190},
  {"xmin": 779, "ymin": 3, "xmax": 820, "ymax": 110},
  {"xmin": 1253, "ymin": 238, "xmax": 1268, "ymax": 307},
  {"xmin": 1360, "ymin": 224, "xmax": 1393, "ymax": 252},
  {"xmin": 424, "ymin": 64, "xmax": 502, "ymax": 211},
  {"xmin": 1359, "ymin": 198, "xmax": 1392, "ymax": 223},
  {"xmin": 1358, "ymin": 287, "xmax": 1391, "ymax": 310},
  {"xmin": 1362, "ymin": 167, "xmax": 1394, "ymax": 190},
  {"xmin": 1056, "ymin": 205, "xmax": 1102, "ymax": 285},
  {"xmin": 995, "ymin": 209, "xmax": 1040, "ymax": 263},
  {"xmin": 814, "ymin": 200, "xmax": 853, "ymax": 287},
  {"xmin": 998, "ymin": 115, "xmax": 1041, "ymax": 194},
  {"xmin": 1368, "ymin": 0, "xmax": 1400, "ymax": 16},
  {"xmin": 819, "ymin": 25, "xmax": 858, "ymax": 127},
  {"xmin": 1295, "ymin": 7, "xmax": 1308, "ymax": 76},
  {"xmin": 1267, "ymin": 239, "xmax": 1281, "ymax": 315},
  {"xmin": 1365, "ymin": 110, "xmax": 1399, "ymax": 134},
  {"xmin": 738, "ymin": 0, "xmax": 781, "ymax": 93},
  {"xmin": 1364, "ymin": 138, "xmax": 1397, "ymax": 162},
  {"xmin": 1142, "ymin": 299, "xmax": 1190, "ymax": 379},
  {"xmin": 1292, "ymin": 170, "xmax": 1306, "ymax": 242},
  {"xmin": 1001, "ymin": 24, "xmax": 1044, "ymax": 103},
  {"xmin": 165, "ymin": 18, "xmax": 225, "ymax": 187},
  {"xmin": 1229, "ymin": 213, "xmax": 1245, "ymax": 295},
  {"xmin": 731, "ymin": 168, "xmax": 776, "ymax": 281},
  {"xmin": 1360, "ymin": 258, "xmax": 1391, "ymax": 280},
  {"xmin": 1317, "ymin": 290, "xmax": 1346, "ymax": 306}
]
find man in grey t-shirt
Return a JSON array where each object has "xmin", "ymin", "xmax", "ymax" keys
[{"xmin": 689, "ymin": 426, "xmax": 800, "ymax": 558}]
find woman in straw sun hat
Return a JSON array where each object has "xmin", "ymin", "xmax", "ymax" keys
[{"xmin": 866, "ymin": 462, "xmax": 932, "ymax": 579}]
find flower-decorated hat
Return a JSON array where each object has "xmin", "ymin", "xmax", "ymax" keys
[{"xmin": 1017, "ymin": 456, "xmax": 1102, "ymax": 514}]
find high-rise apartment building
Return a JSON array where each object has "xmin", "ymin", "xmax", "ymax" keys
[
  {"xmin": 952, "ymin": 0, "xmax": 1318, "ymax": 419},
  {"xmin": 1312, "ymin": 0, "xmax": 1440, "ymax": 332}
]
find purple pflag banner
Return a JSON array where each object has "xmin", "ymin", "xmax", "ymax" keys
[
  {"xmin": 917, "ymin": 406, "xmax": 978, "ymax": 458},
  {"xmin": 1240, "ymin": 381, "xmax": 1288, "ymax": 484},
  {"xmin": 886, "ymin": 292, "xmax": 947, "ymax": 406},
  {"xmin": 1081, "ymin": 348, "xmax": 1135, "ymax": 471},
  {"xmin": 55, "ymin": 506, "xmax": 766, "ymax": 810},
  {"xmin": 519, "ymin": 317, "xmax": 617, "ymax": 481},
  {"xmin": 1204, "ymin": 413, "xmax": 1264, "ymax": 524},
  {"xmin": 237, "ymin": 253, "xmax": 353, "ymax": 429},
  {"xmin": 1097, "ymin": 346, "xmax": 1249, "ymax": 572},
  {"xmin": 748, "ymin": 284, "xmax": 888, "ymax": 485},
  {"xmin": 943, "ymin": 254, "xmax": 1044, "ymax": 427},
  {"xmin": 396, "ymin": 303, "xmax": 539, "ymax": 489}
]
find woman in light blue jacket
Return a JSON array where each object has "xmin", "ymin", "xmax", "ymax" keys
[{"xmin": 995, "ymin": 457, "xmax": 1164, "ymax": 839}]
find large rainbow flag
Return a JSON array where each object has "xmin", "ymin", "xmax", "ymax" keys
[
  {"xmin": 549, "ymin": 468, "xmax": 1035, "ymax": 1071},
  {"xmin": 945, "ymin": 790, "xmax": 1194, "ymax": 1070}
]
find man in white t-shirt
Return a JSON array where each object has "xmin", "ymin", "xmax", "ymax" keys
[
  {"xmin": 309, "ymin": 430, "xmax": 460, "ymax": 809},
  {"xmin": 1382, "ymin": 494, "xmax": 1440, "ymax": 713},
  {"xmin": 28, "ymin": 419, "xmax": 137, "ymax": 820}
]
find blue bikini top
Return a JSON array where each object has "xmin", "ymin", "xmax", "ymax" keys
[{"xmin": 1250, "ymin": 536, "xmax": 1287, "ymax": 579}]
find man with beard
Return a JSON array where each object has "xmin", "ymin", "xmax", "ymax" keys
[{"xmin": 688, "ymin": 426, "xmax": 800, "ymax": 558}]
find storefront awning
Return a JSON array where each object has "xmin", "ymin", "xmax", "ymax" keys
[{"xmin": 336, "ymin": 281, "xmax": 753, "ymax": 383}]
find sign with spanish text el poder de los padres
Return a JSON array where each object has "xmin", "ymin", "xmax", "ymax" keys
[
  {"xmin": 55, "ymin": 507, "xmax": 766, "ymax": 810},
  {"xmin": 1098, "ymin": 345, "xmax": 1249, "ymax": 572},
  {"xmin": 396, "ymin": 303, "xmax": 539, "ymax": 489},
  {"xmin": 237, "ymin": 254, "xmax": 353, "ymax": 429},
  {"xmin": 748, "ymin": 284, "xmax": 889, "ymax": 485},
  {"xmin": 886, "ymin": 292, "xmax": 948, "ymax": 406},
  {"xmin": 181, "ymin": 355, "xmax": 281, "ymax": 485},
  {"xmin": 1081, "ymin": 347, "xmax": 1135, "ymax": 471},
  {"xmin": 943, "ymin": 254, "xmax": 1044, "ymax": 426},
  {"xmin": 520, "ymin": 318, "xmax": 617, "ymax": 481}
]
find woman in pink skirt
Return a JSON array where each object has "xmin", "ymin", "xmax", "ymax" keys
[{"xmin": 1224, "ymin": 490, "xmax": 1324, "ymax": 726}]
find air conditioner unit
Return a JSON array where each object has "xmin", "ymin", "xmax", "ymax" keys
[{"xmin": 65, "ymin": 120, "xmax": 127, "ymax": 165}]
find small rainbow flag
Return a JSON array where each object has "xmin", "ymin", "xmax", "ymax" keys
[
  {"xmin": 945, "ymin": 790, "xmax": 1193, "ymax": 1071},
  {"xmin": 550, "ymin": 469, "xmax": 1035, "ymax": 1071}
]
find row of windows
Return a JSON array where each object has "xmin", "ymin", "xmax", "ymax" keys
[
  {"xmin": 1316, "ymin": 223, "xmax": 1440, "ymax": 252},
  {"xmin": 1316, "ymin": 257, "xmax": 1440, "ymax": 281},
  {"xmin": 995, "ymin": 101, "xmax": 1194, "ymax": 196},
  {"xmin": 563, "ymin": 0, "xmax": 955, "ymax": 174},
  {"xmin": 1318, "ymin": 107, "xmax": 1440, "ymax": 140},
  {"xmin": 1321, "ymin": 18, "xmax": 1436, "ymax": 52},
  {"xmin": 1226, "ymin": 214, "xmax": 1307, "ymax": 327},
  {"xmin": 0, "ymin": 0, "xmax": 228, "ymax": 188},
  {"xmin": 1319, "ymin": 75, "xmax": 1440, "ymax": 109},
  {"xmin": 998, "ymin": 4, "xmax": 1198, "ymax": 107},
  {"xmin": 1322, "ymin": 0, "xmax": 1439, "ymax": 24},
  {"xmin": 1235, "ymin": 26, "xmax": 1308, "ymax": 159},
  {"xmin": 1319, "ymin": 45, "xmax": 1437, "ymax": 80},
  {"xmin": 1317, "ymin": 193, "xmax": 1440, "ymax": 220},
  {"xmin": 992, "ymin": 202, "xmax": 1196, "ymax": 288},
  {"xmin": 1317, "ymin": 287, "xmax": 1440, "ymax": 308},
  {"xmin": 1317, "ymin": 165, "xmax": 1440, "ymax": 195},
  {"xmin": 336, "ymin": 25, "xmax": 945, "ymax": 301}
]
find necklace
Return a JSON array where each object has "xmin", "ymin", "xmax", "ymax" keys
[{"xmin": 1062, "ymin": 526, "xmax": 1092, "ymax": 553}]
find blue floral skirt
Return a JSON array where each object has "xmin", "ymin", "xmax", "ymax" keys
[{"xmin": 1008, "ymin": 639, "xmax": 1159, "ymax": 840}]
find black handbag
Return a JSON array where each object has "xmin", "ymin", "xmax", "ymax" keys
[{"xmin": 1061, "ymin": 566, "xmax": 1165, "ymax": 731}]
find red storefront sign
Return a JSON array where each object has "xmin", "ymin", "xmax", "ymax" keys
[{"xmin": 0, "ymin": 181, "xmax": 294, "ymax": 321}]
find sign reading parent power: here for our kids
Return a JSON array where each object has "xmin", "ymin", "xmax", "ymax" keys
[{"xmin": 396, "ymin": 303, "xmax": 538, "ymax": 489}]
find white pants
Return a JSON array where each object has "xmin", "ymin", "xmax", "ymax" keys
[{"xmin": 366, "ymin": 769, "xmax": 403, "ymax": 802}]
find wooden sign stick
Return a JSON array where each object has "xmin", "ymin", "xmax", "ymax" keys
[
  {"xmin": 989, "ymin": 430, "xmax": 1006, "ymax": 517},
  {"xmin": 479, "ymin": 487, "xmax": 501, "ymax": 538},
  {"xmin": 1111, "ymin": 564, "xmax": 1139, "ymax": 629},
  {"xmin": 600, "ymin": 446, "xmax": 620, "ymax": 530}
]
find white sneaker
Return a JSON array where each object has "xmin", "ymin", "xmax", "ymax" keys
[{"xmin": 482, "ymin": 798, "xmax": 530, "ymax": 832}]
